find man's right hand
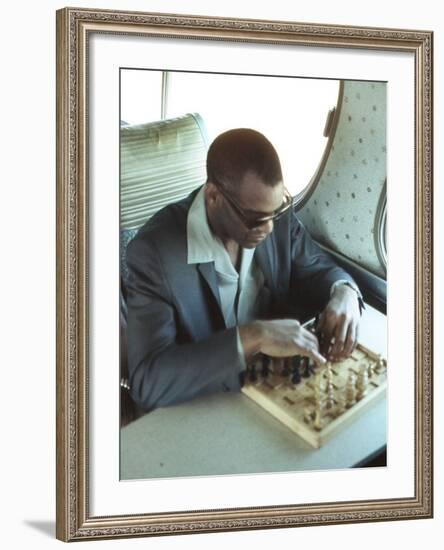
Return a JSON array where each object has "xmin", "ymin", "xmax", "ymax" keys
[{"xmin": 239, "ymin": 319, "xmax": 326, "ymax": 366}]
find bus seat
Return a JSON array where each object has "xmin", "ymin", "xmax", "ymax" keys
[{"xmin": 120, "ymin": 113, "xmax": 209, "ymax": 426}]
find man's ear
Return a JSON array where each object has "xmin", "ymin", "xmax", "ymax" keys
[{"xmin": 204, "ymin": 182, "xmax": 218, "ymax": 205}]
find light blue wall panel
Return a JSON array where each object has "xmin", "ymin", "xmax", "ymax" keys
[{"xmin": 298, "ymin": 81, "xmax": 386, "ymax": 278}]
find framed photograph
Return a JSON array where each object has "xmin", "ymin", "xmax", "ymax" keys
[{"xmin": 56, "ymin": 7, "xmax": 433, "ymax": 542}]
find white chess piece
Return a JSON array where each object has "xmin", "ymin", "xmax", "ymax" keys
[
  {"xmin": 345, "ymin": 371, "xmax": 358, "ymax": 408},
  {"xmin": 357, "ymin": 365, "xmax": 369, "ymax": 400}
]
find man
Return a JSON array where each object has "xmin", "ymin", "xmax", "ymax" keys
[{"xmin": 126, "ymin": 128, "xmax": 362, "ymax": 411}]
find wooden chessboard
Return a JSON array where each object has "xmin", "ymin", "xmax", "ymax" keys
[{"xmin": 241, "ymin": 343, "xmax": 387, "ymax": 449}]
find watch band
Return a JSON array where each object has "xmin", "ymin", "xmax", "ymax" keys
[{"xmin": 333, "ymin": 281, "xmax": 365, "ymax": 314}]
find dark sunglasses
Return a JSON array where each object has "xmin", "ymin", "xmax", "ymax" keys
[{"xmin": 212, "ymin": 179, "xmax": 294, "ymax": 229}]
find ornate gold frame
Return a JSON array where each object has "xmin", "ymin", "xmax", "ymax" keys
[{"xmin": 56, "ymin": 7, "xmax": 433, "ymax": 542}]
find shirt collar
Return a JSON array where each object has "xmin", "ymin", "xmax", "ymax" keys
[
  {"xmin": 187, "ymin": 185, "xmax": 222, "ymax": 264},
  {"xmin": 187, "ymin": 185, "xmax": 256, "ymax": 276}
]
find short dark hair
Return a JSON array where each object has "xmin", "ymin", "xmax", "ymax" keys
[{"xmin": 206, "ymin": 128, "xmax": 283, "ymax": 189}]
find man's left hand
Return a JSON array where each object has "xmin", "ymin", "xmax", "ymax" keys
[{"xmin": 316, "ymin": 284, "xmax": 361, "ymax": 362}]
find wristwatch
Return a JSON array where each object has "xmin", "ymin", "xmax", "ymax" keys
[{"xmin": 331, "ymin": 280, "xmax": 365, "ymax": 314}]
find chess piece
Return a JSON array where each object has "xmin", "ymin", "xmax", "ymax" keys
[
  {"xmin": 375, "ymin": 355, "xmax": 385, "ymax": 374},
  {"xmin": 249, "ymin": 362, "xmax": 258, "ymax": 383},
  {"xmin": 261, "ymin": 355, "xmax": 271, "ymax": 378},
  {"xmin": 313, "ymin": 376, "xmax": 324, "ymax": 431},
  {"xmin": 335, "ymin": 394, "xmax": 346, "ymax": 417},
  {"xmin": 357, "ymin": 365, "xmax": 369, "ymax": 399},
  {"xmin": 273, "ymin": 358, "xmax": 284, "ymax": 377},
  {"xmin": 325, "ymin": 362, "xmax": 333, "ymax": 383},
  {"xmin": 326, "ymin": 369, "xmax": 335, "ymax": 409},
  {"xmin": 302, "ymin": 357, "xmax": 311, "ymax": 378},
  {"xmin": 345, "ymin": 371, "xmax": 358, "ymax": 408},
  {"xmin": 291, "ymin": 356, "xmax": 301, "ymax": 385},
  {"xmin": 313, "ymin": 408, "xmax": 323, "ymax": 431},
  {"xmin": 281, "ymin": 357, "xmax": 291, "ymax": 377},
  {"xmin": 303, "ymin": 406, "xmax": 313, "ymax": 424},
  {"xmin": 307, "ymin": 358, "xmax": 316, "ymax": 376},
  {"xmin": 314, "ymin": 373, "xmax": 323, "ymax": 406}
]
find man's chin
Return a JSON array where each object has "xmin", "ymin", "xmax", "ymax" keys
[{"xmin": 242, "ymin": 237, "xmax": 265, "ymax": 248}]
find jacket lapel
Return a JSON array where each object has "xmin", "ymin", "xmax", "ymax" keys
[
  {"xmin": 255, "ymin": 237, "xmax": 275, "ymax": 290},
  {"xmin": 197, "ymin": 262, "xmax": 226, "ymax": 328},
  {"xmin": 176, "ymin": 241, "xmax": 274, "ymax": 336}
]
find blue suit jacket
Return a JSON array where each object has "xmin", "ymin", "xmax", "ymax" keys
[{"xmin": 126, "ymin": 187, "xmax": 356, "ymax": 411}]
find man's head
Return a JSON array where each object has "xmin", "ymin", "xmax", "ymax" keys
[
  {"xmin": 204, "ymin": 129, "xmax": 290, "ymax": 248},
  {"xmin": 206, "ymin": 128, "xmax": 283, "ymax": 190}
]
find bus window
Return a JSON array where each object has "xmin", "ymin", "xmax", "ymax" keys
[{"xmin": 120, "ymin": 69, "xmax": 339, "ymax": 198}]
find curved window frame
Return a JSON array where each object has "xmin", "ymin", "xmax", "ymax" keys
[
  {"xmin": 375, "ymin": 181, "xmax": 387, "ymax": 275},
  {"xmin": 293, "ymin": 80, "xmax": 344, "ymax": 210}
]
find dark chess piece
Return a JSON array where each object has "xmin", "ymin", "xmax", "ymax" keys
[
  {"xmin": 249, "ymin": 362, "xmax": 258, "ymax": 383},
  {"xmin": 261, "ymin": 355, "xmax": 271, "ymax": 378},
  {"xmin": 281, "ymin": 358, "xmax": 290, "ymax": 377},
  {"xmin": 291, "ymin": 356, "xmax": 302, "ymax": 385},
  {"xmin": 302, "ymin": 357, "xmax": 311, "ymax": 378},
  {"xmin": 308, "ymin": 359, "xmax": 316, "ymax": 376}
]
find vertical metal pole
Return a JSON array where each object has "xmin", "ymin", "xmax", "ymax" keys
[{"xmin": 161, "ymin": 71, "xmax": 170, "ymax": 120}]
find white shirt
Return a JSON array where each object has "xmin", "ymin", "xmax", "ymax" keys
[{"xmin": 187, "ymin": 186, "xmax": 264, "ymax": 368}]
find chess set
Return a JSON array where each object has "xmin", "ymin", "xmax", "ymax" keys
[{"xmin": 241, "ymin": 320, "xmax": 387, "ymax": 449}]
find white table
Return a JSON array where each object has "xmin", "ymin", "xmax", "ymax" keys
[{"xmin": 120, "ymin": 304, "xmax": 386, "ymax": 480}]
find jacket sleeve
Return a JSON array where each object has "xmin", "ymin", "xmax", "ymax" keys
[
  {"xmin": 125, "ymin": 235, "xmax": 244, "ymax": 411},
  {"xmin": 288, "ymin": 212, "xmax": 359, "ymax": 313}
]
